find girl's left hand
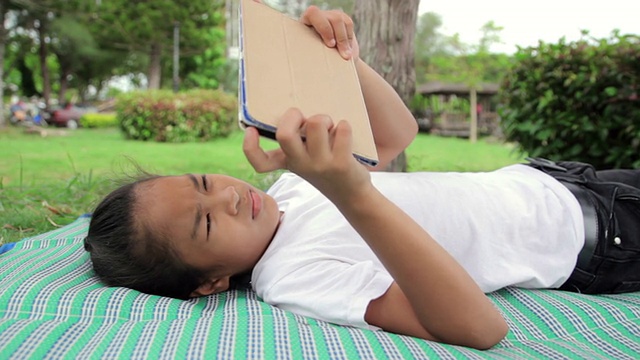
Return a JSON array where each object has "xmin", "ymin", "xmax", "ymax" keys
[{"xmin": 300, "ymin": 6, "xmax": 360, "ymax": 61}]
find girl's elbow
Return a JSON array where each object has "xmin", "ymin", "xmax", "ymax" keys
[
  {"xmin": 435, "ymin": 314, "xmax": 508, "ymax": 350},
  {"xmin": 404, "ymin": 116, "xmax": 419, "ymax": 142},
  {"xmin": 467, "ymin": 317, "xmax": 509, "ymax": 350},
  {"xmin": 409, "ymin": 116, "xmax": 419, "ymax": 135}
]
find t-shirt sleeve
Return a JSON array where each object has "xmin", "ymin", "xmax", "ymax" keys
[{"xmin": 259, "ymin": 260, "xmax": 394, "ymax": 330}]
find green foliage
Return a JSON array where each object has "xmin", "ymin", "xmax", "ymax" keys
[
  {"xmin": 2, "ymin": 0, "xmax": 229, "ymax": 103},
  {"xmin": 409, "ymin": 94, "xmax": 430, "ymax": 118},
  {"xmin": 499, "ymin": 32, "xmax": 640, "ymax": 169},
  {"xmin": 415, "ymin": 13, "xmax": 512, "ymax": 85},
  {"xmin": 181, "ymin": 27, "xmax": 234, "ymax": 91},
  {"xmin": 116, "ymin": 90, "xmax": 238, "ymax": 143},
  {"xmin": 95, "ymin": 0, "xmax": 226, "ymax": 89},
  {"xmin": 96, "ymin": 0, "xmax": 222, "ymax": 53},
  {"xmin": 410, "ymin": 94, "xmax": 470, "ymax": 118},
  {"xmin": 425, "ymin": 52, "xmax": 513, "ymax": 85},
  {"xmin": 80, "ymin": 113, "xmax": 118, "ymax": 128},
  {"xmin": 415, "ymin": 12, "xmax": 443, "ymax": 57},
  {"xmin": 2, "ymin": 0, "xmax": 134, "ymax": 103}
]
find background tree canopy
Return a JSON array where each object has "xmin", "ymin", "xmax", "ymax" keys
[
  {"xmin": 94, "ymin": 0, "xmax": 226, "ymax": 90},
  {"xmin": 414, "ymin": 11, "xmax": 511, "ymax": 85},
  {"xmin": 0, "ymin": 0, "xmax": 229, "ymax": 113}
]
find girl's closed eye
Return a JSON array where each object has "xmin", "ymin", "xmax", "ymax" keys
[
  {"xmin": 201, "ymin": 174, "xmax": 208, "ymax": 191},
  {"xmin": 206, "ymin": 213, "xmax": 211, "ymax": 238},
  {"xmin": 201, "ymin": 175, "xmax": 211, "ymax": 238}
]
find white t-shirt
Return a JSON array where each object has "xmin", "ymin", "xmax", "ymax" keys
[{"xmin": 251, "ymin": 164, "xmax": 584, "ymax": 330}]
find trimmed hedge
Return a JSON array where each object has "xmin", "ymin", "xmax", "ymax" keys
[
  {"xmin": 80, "ymin": 113, "xmax": 118, "ymax": 128},
  {"xmin": 116, "ymin": 89, "xmax": 237, "ymax": 142},
  {"xmin": 499, "ymin": 32, "xmax": 640, "ymax": 169}
]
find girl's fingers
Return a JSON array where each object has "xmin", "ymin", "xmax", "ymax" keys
[
  {"xmin": 300, "ymin": 6, "xmax": 355, "ymax": 60},
  {"xmin": 301, "ymin": 7, "xmax": 356, "ymax": 60},
  {"xmin": 305, "ymin": 115, "xmax": 334, "ymax": 161},
  {"xmin": 343, "ymin": 13, "xmax": 355, "ymax": 42},
  {"xmin": 243, "ymin": 127, "xmax": 286, "ymax": 173},
  {"xmin": 332, "ymin": 120, "xmax": 354, "ymax": 160},
  {"xmin": 301, "ymin": 6, "xmax": 336, "ymax": 47},
  {"xmin": 328, "ymin": 12, "xmax": 353, "ymax": 59},
  {"xmin": 275, "ymin": 108, "xmax": 309, "ymax": 163}
]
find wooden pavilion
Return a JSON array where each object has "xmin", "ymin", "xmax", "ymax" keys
[{"xmin": 415, "ymin": 81, "xmax": 501, "ymax": 140}]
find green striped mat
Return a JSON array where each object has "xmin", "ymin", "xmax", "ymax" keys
[{"xmin": 1, "ymin": 217, "xmax": 639, "ymax": 359}]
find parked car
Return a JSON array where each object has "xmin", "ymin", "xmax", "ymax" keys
[{"xmin": 48, "ymin": 104, "xmax": 96, "ymax": 129}]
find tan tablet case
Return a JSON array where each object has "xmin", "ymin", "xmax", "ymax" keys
[{"xmin": 238, "ymin": 0, "xmax": 378, "ymax": 166}]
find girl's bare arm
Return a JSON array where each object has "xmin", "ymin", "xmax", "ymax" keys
[{"xmin": 354, "ymin": 60, "xmax": 417, "ymax": 170}]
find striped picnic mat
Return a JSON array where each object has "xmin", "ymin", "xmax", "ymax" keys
[{"xmin": 1, "ymin": 217, "xmax": 639, "ymax": 359}]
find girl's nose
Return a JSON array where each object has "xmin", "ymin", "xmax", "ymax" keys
[{"xmin": 220, "ymin": 186, "xmax": 239, "ymax": 215}]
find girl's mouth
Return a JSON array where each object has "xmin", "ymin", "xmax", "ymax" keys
[{"xmin": 250, "ymin": 190, "xmax": 262, "ymax": 219}]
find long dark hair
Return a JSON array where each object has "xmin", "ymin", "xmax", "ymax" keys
[{"xmin": 84, "ymin": 176, "xmax": 208, "ymax": 299}]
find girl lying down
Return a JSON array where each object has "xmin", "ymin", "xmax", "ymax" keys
[{"xmin": 84, "ymin": 5, "xmax": 640, "ymax": 350}]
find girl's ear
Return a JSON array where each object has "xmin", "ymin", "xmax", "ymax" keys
[{"xmin": 190, "ymin": 277, "xmax": 230, "ymax": 297}]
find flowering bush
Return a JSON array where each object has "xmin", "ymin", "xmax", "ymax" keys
[{"xmin": 116, "ymin": 90, "xmax": 237, "ymax": 142}]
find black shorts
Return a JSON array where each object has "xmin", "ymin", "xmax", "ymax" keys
[{"xmin": 526, "ymin": 158, "xmax": 640, "ymax": 294}]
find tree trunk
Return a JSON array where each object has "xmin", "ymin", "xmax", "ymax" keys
[
  {"xmin": 58, "ymin": 68, "xmax": 72, "ymax": 105},
  {"xmin": 469, "ymin": 88, "xmax": 478, "ymax": 143},
  {"xmin": 37, "ymin": 25, "xmax": 52, "ymax": 109},
  {"xmin": 0, "ymin": 3, "xmax": 6, "ymax": 128},
  {"xmin": 148, "ymin": 42, "xmax": 162, "ymax": 89},
  {"xmin": 353, "ymin": 0, "xmax": 419, "ymax": 172},
  {"xmin": 18, "ymin": 56, "xmax": 39, "ymax": 97}
]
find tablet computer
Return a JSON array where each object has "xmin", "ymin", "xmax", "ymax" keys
[{"xmin": 238, "ymin": 0, "xmax": 378, "ymax": 166}]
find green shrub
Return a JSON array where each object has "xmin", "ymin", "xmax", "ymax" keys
[
  {"xmin": 410, "ymin": 94, "xmax": 471, "ymax": 119},
  {"xmin": 116, "ymin": 89, "xmax": 237, "ymax": 142},
  {"xmin": 499, "ymin": 32, "xmax": 640, "ymax": 169},
  {"xmin": 80, "ymin": 113, "xmax": 118, "ymax": 128}
]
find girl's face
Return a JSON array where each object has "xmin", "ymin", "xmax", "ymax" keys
[{"xmin": 136, "ymin": 174, "xmax": 281, "ymax": 295}]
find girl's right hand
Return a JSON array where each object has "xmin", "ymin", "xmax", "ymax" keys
[
  {"xmin": 244, "ymin": 108, "xmax": 372, "ymax": 201},
  {"xmin": 281, "ymin": 108, "xmax": 372, "ymax": 200}
]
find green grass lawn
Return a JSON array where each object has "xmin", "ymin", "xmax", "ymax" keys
[
  {"xmin": 0, "ymin": 126, "xmax": 524, "ymax": 244},
  {"xmin": 406, "ymin": 133, "xmax": 524, "ymax": 172}
]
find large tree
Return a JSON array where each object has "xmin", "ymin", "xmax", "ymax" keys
[
  {"xmin": 353, "ymin": 0, "xmax": 420, "ymax": 172},
  {"xmin": 0, "ymin": 1, "xmax": 7, "ymax": 127},
  {"xmin": 4, "ymin": 0, "xmax": 90, "ymax": 108},
  {"xmin": 414, "ymin": 12, "xmax": 445, "ymax": 84},
  {"xmin": 11, "ymin": 0, "xmax": 68, "ymax": 108},
  {"xmin": 1, "ymin": 0, "xmax": 43, "ymax": 126},
  {"xmin": 49, "ymin": 13, "xmax": 132, "ymax": 103}
]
